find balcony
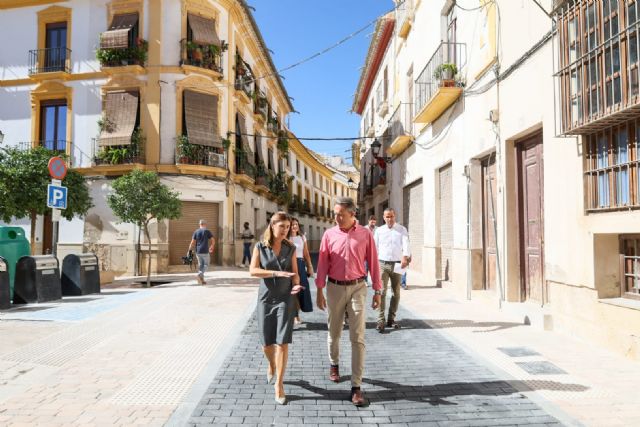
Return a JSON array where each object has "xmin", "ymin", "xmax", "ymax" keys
[
  {"xmin": 387, "ymin": 103, "xmax": 414, "ymax": 155},
  {"xmin": 28, "ymin": 47, "xmax": 71, "ymax": 76},
  {"xmin": 175, "ymin": 136, "xmax": 226, "ymax": 168},
  {"xmin": 267, "ymin": 115, "xmax": 280, "ymax": 136},
  {"xmin": 17, "ymin": 140, "xmax": 74, "ymax": 166},
  {"xmin": 414, "ymin": 42, "xmax": 466, "ymax": 124},
  {"xmin": 235, "ymin": 151, "xmax": 255, "ymax": 179},
  {"xmin": 234, "ymin": 75, "xmax": 253, "ymax": 104},
  {"xmin": 396, "ymin": 0, "xmax": 414, "ymax": 39},
  {"xmin": 253, "ymin": 91, "xmax": 269, "ymax": 124},
  {"xmin": 289, "ymin": 195, "xmax": 302, "ymax": 212},
  {"xmin": 92, "ymin": 129, "xmax": 145, "ymax": 166},
  {"xmin": 180, "ymin": 39, "xmax": 224, "ymax": 79},
  {"xmin": 96, "ymin": 37, "xmax": 147, "ymax": 72}
]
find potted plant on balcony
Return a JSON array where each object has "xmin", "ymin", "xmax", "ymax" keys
[
  {"xmin": 276, "ymin": 132, "xmax": 289, "ymax": 156},
  {"xmin": 177, "ymin": 135, "xmax": 193, "ymax": 164},
  {"xmin": 433, "ymin": 63, "xmax": 457, "ymax": 87},
  {"xmin": 187, "ymin": 41, "xmax": 203, "ymax": 64},
  {"xmin": 255, "ymin": 162, "xmax": 267, "ymax": 186}
]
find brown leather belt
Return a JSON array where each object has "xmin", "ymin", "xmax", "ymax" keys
[{"xmin": 328, "ymin": 277, "xmax": 366, "ymax": 286}]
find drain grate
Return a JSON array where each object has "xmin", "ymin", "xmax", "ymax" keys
[
  {"xmin": 516, "ymin": 361, "xmax": 567, "ymax": 375},
  {"xmin": 498, "ymin": 346, "xmax": 541, "ymax": 357}
]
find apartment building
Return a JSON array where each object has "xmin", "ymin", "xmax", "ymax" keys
[
  {"xmin": 0, "ymin": 0, "xmax": 349, "ymax": 275},
  {"xmin": 354, "ymin": 0, "xmax": 640, "ymax": 360}
]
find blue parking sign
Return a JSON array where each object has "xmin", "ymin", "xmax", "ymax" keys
[{"xmin": 47, "ymin": 184, "xmax": 68, "ymax": 209}]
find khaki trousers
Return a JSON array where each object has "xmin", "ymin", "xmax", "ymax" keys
[
  {"xmin": 378, "ymin": 261, "xmax": 401, "ymax": 324},
  {"xmin": 326, "ymin": 281, "xmax": 367, "ymax": 387}
]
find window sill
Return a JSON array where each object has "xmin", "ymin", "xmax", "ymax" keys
[{"xmin": 598, "ymin": 297, "xmax": 640, "ymax": 311}]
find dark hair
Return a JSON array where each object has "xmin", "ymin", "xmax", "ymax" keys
[
  {"xmin": 290, "ymin": 217, "xmax": 304, "ymax": 237},
  {"xmin": 368, "ymin": 215, "xmax": 376, "ymax": 221},
  {"xmin": 262, "ymin": 211, "xmax": 293, "ymax": 247},
  {"xmin": 243, "ymin": 221, "xmax": 249, "ymax": 227}
]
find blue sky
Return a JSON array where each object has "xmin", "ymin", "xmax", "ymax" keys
[{"xmin": 251, "ymin": 0, "xmax": 393, "ymax": 161}]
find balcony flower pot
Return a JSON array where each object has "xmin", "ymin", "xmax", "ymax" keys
[{"xmin": 255, "ymin": 176, "xmax": 267, "ymax": 186}]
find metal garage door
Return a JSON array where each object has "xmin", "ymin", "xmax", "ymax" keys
[
  {"xmin": 439, "ymin": 164, "xmax": 453, "ymax": 281},
  {"xmin": 403, "ymin": 179, "xmax": 423, "ymax": 271},
  {"xmin": 169, "ymin": 201, "xmax": 220, "ymax": 266}
]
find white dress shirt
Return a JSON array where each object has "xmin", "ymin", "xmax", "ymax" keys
[{"xmin": 374, "ymin": 223, "xmax": 410, "ymax": 262}]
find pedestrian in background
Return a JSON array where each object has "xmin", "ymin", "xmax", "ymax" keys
[
  {"xmin": 374, "ymin": 208, "xmax": 410, "ymax": 333},
  {"xmin": 188, "ymin": 219, "xmax": 215, "ymax": 285},
  {"xmin": 316, "ymin": 197, "xmax": 381, "ymax": 406},
  {"xmin": 365, "ymin": 215, "xmax": 377, "ymax": 287},
  {"xmin": 250, "ymin": 211, "xmax": 303, "ymax": 405},
  {"xmin": 240, "ymin": 221, "xmax": 254, "ymax": 267},
  {"xmin": 290, "ymin": 217, "xmax": 314, "ymax": 325}
]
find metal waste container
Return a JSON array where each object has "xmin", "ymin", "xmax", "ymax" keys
[
  {"xmin": 61, "ymin": 253, "xmax": 100, "ymax": 296},
  {"xmin": 13, "ymin": 255, "xmax": 61, "ymax": 304},
  {"xmin": 0, "ymin": 226, "xmax": 30, "ymax": 300},
  {"xmin": 0, "ymin": 256, "xmax": 10, "ymax": 309}
]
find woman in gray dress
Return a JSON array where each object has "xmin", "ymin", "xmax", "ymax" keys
[{"xmin": 250, "ymin": 211, "xmax": 302, "ymax": 405}]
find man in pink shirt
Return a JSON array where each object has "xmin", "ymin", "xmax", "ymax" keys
[{"xmin": 316, "ymin": 197, "xmax": 382, "ymax": 406}]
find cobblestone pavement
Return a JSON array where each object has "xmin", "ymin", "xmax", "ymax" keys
[
  {"xmin": 187, "ymin": 286, "xmax": 571, "ymax": 427},
  {"xmin": 0, "ymin": 270, "xmax": 258, "ymax": 427}
]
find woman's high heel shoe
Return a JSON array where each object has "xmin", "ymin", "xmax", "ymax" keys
[{"xmin": 275, "ymin": 385, "xmax": 286, "ymax": 405}]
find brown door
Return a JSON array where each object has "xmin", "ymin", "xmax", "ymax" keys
[
  {"xmin": 169, "ymin": 202, "xmax": 220, "ymax": 266},
  {"xmin": 517, "ymin": 133, "xmax": 544, "ymax": 303},
  {"xmin": 42, "ymin": 212, "xmax": 54, "ymax": 255},
  {"xmin": 482, "ymin": 155, "xmax": 497, "ymax": 290},
  {"xmin": 438, "ymin": 164, "xmax": 453, "ymax": 281}
]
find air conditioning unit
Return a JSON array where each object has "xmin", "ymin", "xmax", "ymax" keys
[{"xmin": 208, "ymin": 152, "xmax": 225, "ymax": 168}]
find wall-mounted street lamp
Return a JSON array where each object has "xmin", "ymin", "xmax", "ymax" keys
[
  {"xmin": 347, "ymin": 177, "xmax": 357, "ymax": 190},
  {"xmin": 370, "ymin": 138, "xmax": 392, "ymax": 164}
]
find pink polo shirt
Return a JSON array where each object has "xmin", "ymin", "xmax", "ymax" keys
[{"xmin": 316, "ymin": 222, "xmax": 382, "ymax": 291}]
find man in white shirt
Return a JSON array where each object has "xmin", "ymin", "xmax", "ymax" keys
[{"xmin": 373, "ymin": 208, "xmax": 410, "ymax": 333}]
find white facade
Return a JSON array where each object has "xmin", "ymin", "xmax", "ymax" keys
[{"xmin": 354, "ymin": 0, "xmax": 640, "ymax": 360}]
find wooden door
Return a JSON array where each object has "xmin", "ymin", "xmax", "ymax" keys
[
  {"xmin": 482, "ymin": 155, "xmax": 497, "ymax": 290},
  {"xmin": 42, "ymin": 212, "xmax": 53, "ymax": 255},
  {"xmin": 517, "ymin": 133, "xmax": 544, "ymax": 303}
]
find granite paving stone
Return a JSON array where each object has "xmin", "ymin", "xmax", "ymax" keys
[{"xmin": 187, "ymin": 287, "xmax": 566, "ymax": 426}]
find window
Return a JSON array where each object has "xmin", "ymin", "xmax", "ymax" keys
[
  {"xmin": 267, "ymin": 148, "xmax": 274, "ymax": 171},
  {"xmin": 44, "ymin": 22, "xmax": 67, "ymax": 72},
  {"xmin": 40, "ymin": 99, "xmax": 67, "ymax": 151},
  {"xmin": 556, "ymin": 1, "xmax": 640, "ymax": 132},
  {"xmin": 304, "ymin": 167, "xmax": 308, "ymax": 181},
  {"xmin": 584, "ymin": 119, "xmax": 640, "ymax": 210},
  {"xmin": 621, "ymin": 236, "xmax": 640, "ymax": 296},
  {"xmin": 296, "ymin": 159, "xmax": 300, "ymax": 176}
]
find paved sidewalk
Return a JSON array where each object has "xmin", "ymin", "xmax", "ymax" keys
[
  {"xmin": 186, "ymin": 285, "xmax": 570, "ymax": 426},
  {"xmin": 0, "ymin": 270, "xmax": 258, "ymax": 427},
  {"xmin": 398, "ymin": 283, "xmax": 640, "ymax": 427}
]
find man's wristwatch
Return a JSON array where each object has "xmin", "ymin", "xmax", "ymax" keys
[{"xmin": 374, "ymin": 290, "xmax": 381, "ymax": 295}]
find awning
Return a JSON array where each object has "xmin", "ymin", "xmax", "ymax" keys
[
  {"xmin": 188, "ymin": 13, "xmax": 221, "ymax": 45},
  {"xmin": 100, "ymin": 13, "xmax": 138, "ymax": 49},
  {"xmin": 237, "ymin": 114, "xmax": 255, "ymax": 166},
  {"xmin": 99, "ymin": 90, "xmax": 139, "ymax": 146},
  {"xmin": 184, "ymin": 90, "xmax": 220, "ymax": 147}
]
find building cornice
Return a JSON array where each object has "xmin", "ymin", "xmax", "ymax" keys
[
  {"xmin": 0, "ymin": 0, "xmax": 67, "ymax": 9},
  {"xmin": 352, "ymin": 13, "xmax": 395, "ymax": 115}
]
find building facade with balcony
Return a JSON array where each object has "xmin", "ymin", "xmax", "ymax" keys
[
  {"xmin": 353, "ymin": 0, "xmax": 640, "ymax": 360},
  {"xmin": 0, "ymin": 0, "xmax": 296, "ymax": 274}
]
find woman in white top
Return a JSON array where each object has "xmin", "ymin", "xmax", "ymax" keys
[{"xmin": 289, "ymin": 217, "xmax": 314, "ymax": 323}]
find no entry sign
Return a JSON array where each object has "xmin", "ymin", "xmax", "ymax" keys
[{"xmin": 48, "ymin": 156, "xmax": 67, "ymax": 180}]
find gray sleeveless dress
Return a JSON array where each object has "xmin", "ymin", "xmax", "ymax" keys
[{"xmin": 256, "ymin": 242, "xmax": 296, "ymax": 346}]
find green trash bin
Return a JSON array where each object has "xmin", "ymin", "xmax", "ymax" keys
[{"xmin": 0, "ymin": 227, "xmax": 31, "ymax": 301}]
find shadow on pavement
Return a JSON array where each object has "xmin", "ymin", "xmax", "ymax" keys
[{"xmin": 286, "ymin": 377, "xmax": 589, "ymax": 406}]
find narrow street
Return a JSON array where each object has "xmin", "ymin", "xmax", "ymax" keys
[{"xmin": 2, "ymin": 270, "xmax": 639, "ymax": 426}]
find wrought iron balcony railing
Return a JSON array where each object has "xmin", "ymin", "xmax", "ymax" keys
[
  {"xmin": 92, "ymin": 133, "xmax": 145, "ymax": 165},
  {"xmin": 175, "ymin": 137, "xmax": 226, "ymax": 168},
  {"xmin": 29, "ymin": 47, "xmax": 71, "ymax": 74},
  {"xmin": 180, "ymin": 39, "xmax": 223, "ymax": 74},
  {"xmin": 415, "ymin": 41, "xmax": 466, "ymax": 115},
  {"xmin": 16, "ymin": 140, "xmax": 74, "ymax": 166}
]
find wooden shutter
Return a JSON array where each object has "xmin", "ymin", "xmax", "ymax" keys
[
  {"xmin": 99, "ymin": 91, "xmax": 138, "ymax": 146},
  {"xmin": 237, "ymin": 114, "xmax": 255, "ymax": 166},
  {"xmin": 184, "ymin": 90, "xmax": 220, "ymax": 147},
  {"xmin": 100, "ymin": 13, "xmax": 138, "ymax": 49},
  {"xmin": 188, "ymin": 13, "xmax": 221, "ymax": 45}
]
